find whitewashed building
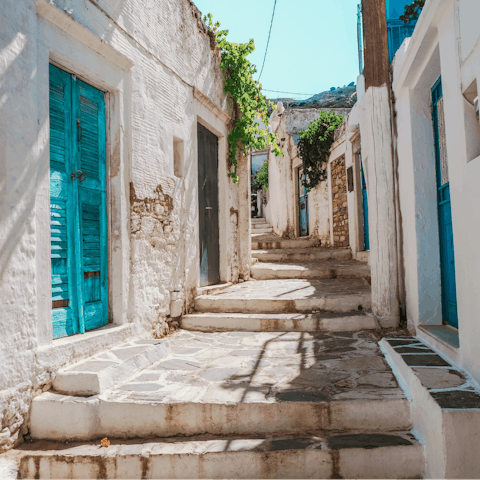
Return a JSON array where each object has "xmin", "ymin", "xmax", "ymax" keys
[
  {"xmin": 353, "ymin": 0, "xmax": 480, "ymax": 476},
  {"xmin": 263, "ymin": 104, "xmax": 352, "ymax": 246},
  {"xmin": 0, "ymin": 0, "xmax": 250, "ymax": 452}
]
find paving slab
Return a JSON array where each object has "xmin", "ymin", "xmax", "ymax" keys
[
  {"xmin": 31, "ymin": 330, "xmax": 410, "ymax": 441},
  {"xmin": 52, "ymin": 339, "xmax": 171, "ymax": 395},
  {"xmin": 14, "ymin": 431, "xmax": 424, "ymax": 479},
  {"xmin": 251, "ymin": 234, "xmax": 321, "ymax": 251},
  {"xmin": 181, "ymin": 312, "xmax": 377, "ymax": 332},
  {"xmin": 251, "ymin": 260, "xmax": 370, "ymax": 280},
  {"xmin": 252, "ymin": 247, "xmax": 352, "ymax": 262},
  {"xmin": 195, "ymin": 279, "xmax": 371, "ymax": 314}
]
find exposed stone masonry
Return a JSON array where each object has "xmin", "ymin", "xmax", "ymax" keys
[{"xmin": 331, "ymin": 155, "xmax": 349, "ymax": 247}]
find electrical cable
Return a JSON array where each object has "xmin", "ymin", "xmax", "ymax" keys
[
  {"xmin": 262, "ymin": 89, "xmax": 317, "ymax": 96},
  {"xmin": 258, "ymin": 0, "xmax": 278, "ymax": 81}
]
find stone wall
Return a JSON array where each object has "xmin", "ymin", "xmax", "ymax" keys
[
  {"xmin": 331, "ymin": 156, "xmax": 349, "ymax": 247},
  {"xmin": 0, "ymin": 0, "xmax": 239, "ymax": 452}
]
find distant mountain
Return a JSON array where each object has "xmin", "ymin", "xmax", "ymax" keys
[{"xmin": 267, "ymin": 84, "xmax": 357, "ymax": 110}]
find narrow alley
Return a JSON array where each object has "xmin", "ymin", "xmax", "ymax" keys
[{"xmin": 2, "ymin": 0, "xmax": 480, "ymax": 478}]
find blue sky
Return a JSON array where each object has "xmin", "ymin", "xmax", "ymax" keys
[{"xmin": 193, "ymin": 0, "xmax": 362, "ymax": 100}]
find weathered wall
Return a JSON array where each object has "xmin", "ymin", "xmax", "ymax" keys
[
  {"xmin": 0, "ymin": 0, "xmax": 237, "ymax": 451},
  {"xmin": 392, "ymin": 0, "xmax": 480, "ymax": 385},
  {"xmin": 265, "ymin": 107, "xmax": 350, "ymax": 244},
  {"xmin": 330, "ymin": 156, "xmax": 349, "ymax": 247}
]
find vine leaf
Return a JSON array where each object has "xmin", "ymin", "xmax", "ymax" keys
[
  {"xmin": 204, "ymin": 14, "xmax": 284, "ymax": 183},
  {"xmin": 297, "ymin": 110, "xmax": 344, "ymax": 192}
]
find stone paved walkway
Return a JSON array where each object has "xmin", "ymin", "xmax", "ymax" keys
[
  {"xmin": 196, "ymin": 278, "xmax": 371, "ymax": 300},
  {"xmin": 105, "ymin": 330, "xmax": 404, "ymax": 404}
]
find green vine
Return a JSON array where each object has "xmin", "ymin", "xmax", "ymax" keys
[
  {"xmin": 399, "ymin": 0, "xmax": 425, "ymax": 23},
  {"xmin": 297, "ymin": 110, "xmax": 344, "ymax": 191},
  {"xmin": 204, "ymin": 14, "xmax": 283, "ymax": 183},
  {"xmin": 252, "ymin": 160, "xmax": 269, "ymax": 191}
]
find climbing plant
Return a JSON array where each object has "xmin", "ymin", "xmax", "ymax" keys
[
  {"xmin": 399, "ymin": 0, "xmax": 425, "ymax": 23},
  {"xmin": 253, "ymin": 160, "xmax": 269, "ymax": 191},
  {"xmin": 297, "ymin": 110, "xmax": 344, "ymax": 191},
  {"xmin": 203, "ymin": 14, "xmax": 283, "ymax": 183}
]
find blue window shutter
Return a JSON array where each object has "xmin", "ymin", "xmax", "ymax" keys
[
  {"xmin": 73, "ymin": 78, "xmax": 108, "ymax": 332},
  {"xmin": 49, "ymin": 64, "xmax": 80, "ymax": 339}
]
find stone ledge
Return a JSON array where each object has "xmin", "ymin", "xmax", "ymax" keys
[
  {"xmin": 35, "ymin": 324, "xmax": 140, "ymax": 388},
  {"xmin": 380, "ymin": 337, "xmax": 480, "ymax": 478},
  {"xmin": 52, "ymin": 339, "xmax": 171, "ymax": 395},
  {"xmin": 14, "ymin": 431, "xmax": 424, "ymax": 479}
]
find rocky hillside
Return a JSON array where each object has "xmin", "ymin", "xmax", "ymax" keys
[{"xmin": 268, "ymin": 83, "xmax": 357, "ymax": 109}]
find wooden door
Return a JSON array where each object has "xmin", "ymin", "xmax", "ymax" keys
[
  {"xmin": 197, "ymin": 123, "xmax": 220, "ymax": 287},
  {"xmin": 432, "ymin": 77, "xmax": 458, "ymax": 328},
  {"xmin": 361, "ymin": 157, "xmax": 370, "ymax": 251},
  {"xmin": 298, "ymin": 167, "xmax": 309, "ymax": 237},
  {"xmin": 49, "ymin": 64, "xmax": 108, "ymax": 339}
]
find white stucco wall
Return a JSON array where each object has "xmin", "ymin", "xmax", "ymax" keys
[
  {"xmin": 0, "ymin": 0, "xmax": 242, "ymax": 451},
  {"xmin": 392, "ymin": 0, "xmax": 480, "ymax": 384},
  {"xmin": 265, "ymin": 107, "xmax": 350, "ymax": 243}
]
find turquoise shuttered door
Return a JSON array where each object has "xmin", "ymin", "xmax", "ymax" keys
[
  {"xmin": 49, "ymin": 64, "xmax": 108, "ymax": 339},
  {"xmin": 50, "ymin": 65, "xmax": 79, "ymax": 338},
  {"xmin": 75, "ymin": 79, "xmax": 108, "ymax": 332}
]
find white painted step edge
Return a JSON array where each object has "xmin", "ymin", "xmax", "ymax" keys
[
  {"xmin": 30, "ymin": 393, "xmax": 411, "ymax": 441},
  {"xmin": 194, "ymin": 294, "xmax": 372, "ymax": 314},
  {"xmin": 181, "ymin": 313, "xmax": 378, "ymax": 332},
  {"xmin": 17, "ymin": 435, "xmax": 424, "ymax": 479},
  {"xmin": 52, "ymin": 340, "xmax": 171, "ymax": 395}
]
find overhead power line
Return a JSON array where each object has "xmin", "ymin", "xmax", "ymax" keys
[
  {"xmin": 262, "ymin": 89, "xmax": 316, "ymax": 96},
  {"xmin": 258, "ymin": 0, "xmax": 278, "ymax": 81}
]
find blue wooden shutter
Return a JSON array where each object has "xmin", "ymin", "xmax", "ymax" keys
[
  {"xmin": 74, "ymin": 78, "xmax": 108, "ymax": 332},
  {"xmin": 49, "ymin": 64, "xmax": 79, "ymax": 338}
]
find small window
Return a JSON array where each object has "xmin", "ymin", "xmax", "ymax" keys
[
  {"xmin": 347, "ymin": 166, "xmax": 354, "ymax": 192},
  {"xmin": 173, "ymin": 137, "xmax": 184, "ymax": 178}
]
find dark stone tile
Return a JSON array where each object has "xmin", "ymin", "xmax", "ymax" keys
[
  {"xmin": 322, "ymin": 347, "xmax": 357, "ymax": 354},
  {"xmin": 315, "ymin": 355, "xmax": 339, "ymax": 361},
  {"xmin": 431, "ymin": 390, "xmax": 480, "ymax": 409},
  {"xmin": 200, "ymin": 368, "xmax": 240, "ymax": 382},
  {"xmin": 322, "ymin": 338, "xmax": 357, "ymax": 348},
  {"xmin": 333, "ymin": 332, "xmax": 354, "ymax": 338},
  {"xmin": 386, "ymin": 338, "xmax": 418, "ymax": 346},
  {"xmin": 276, "ymin": 391, "xmax": 329, "ymax": 402},
  {"xmin": 118, "ymin": 383, "xmax": 164, "ymax": 392},
  {"xmin": 111, "ymin": 346, "xmax": 148, "ymax": 360},
  {"xmin": 70, "ymin": 361, "xmax": 117, "ymax": 372},
  {"xmin": 157, "ymin": 359, "xmax": 202, "ymax": 370},
  {"xmin": 394, "ymin": 346, "xmax": 436, "ymax": 354},
  {"xmin": 402, "ymin": 354, "xmax": 451, "ymax": 367},
  {"xmin": 135, "ymin": 339, "xmax": 164, "ymax": 345},
  {"xmin": 269, "ymin": 438, "xmax": 315, "ymax": 451},
  {"xmin": 327, "ymin": 433, "xmax": 413, "ymax": 450}
]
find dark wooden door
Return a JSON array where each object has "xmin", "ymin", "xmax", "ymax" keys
[{"xmin": 197, "ymin": 123, "xmax": 220, "ymax": 286}]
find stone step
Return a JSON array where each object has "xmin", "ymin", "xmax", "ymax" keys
[
  {"xmin": 16, "ymin": 432, "xmax": 425, "ymax": 479},
  {"xmin": 30, "ymin": 330, "xmax": 411, "ymax": 444},
  {"xmin": 252, "ymin": 217, "xmax": 267, "ymax": 224},
  {"xmin": 52, "ymin": 339, "xmax": 171, "ymax": 396},
  {"xmin": 252, "ymin": 248, "xmax": 352, "ymax": 263},
  {"xmin": 251, "ymin": 227, "xmax": 274, "ymax": 234},
  {"xmin": 181, "ymin": 312, "xmax": 378, "ymax": 332},
  {"xmin": 252, "ymin": 236, "xmax": 321, "ymax": 250},
  {"xmin": 251, "ymin": 261, "xmax": 370, "ymax": 281},
  {"xmin": 194, "ymin": 279, "xmax": 371, "ymax": 314}
]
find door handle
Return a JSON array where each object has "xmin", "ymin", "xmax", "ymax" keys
[
  {"xmin": 206, "ymin": 207, "xmax": 213, "ymax": 210},
  {"xmin": 71, "ymin": 170, "xmax": 88, "ymax": 182}
]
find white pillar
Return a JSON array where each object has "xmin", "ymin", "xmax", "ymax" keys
[{"xmin": 360, "ymin": 86, "xmax": 400, "ymax": 328}]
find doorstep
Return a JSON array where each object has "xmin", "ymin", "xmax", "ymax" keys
[{"xmin": 381, "ymin": 336, "xmax": 480, "ymax": 479}]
